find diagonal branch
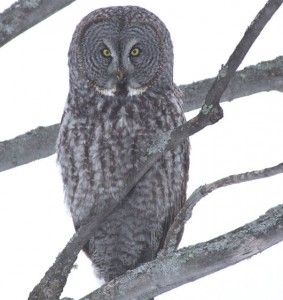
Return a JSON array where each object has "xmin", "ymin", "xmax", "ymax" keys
[
  {"xmin": 0, "ymin": 0, "xmax": 77, "ymax": 48},
  {"xmin": 28, "ymin": 1, "xmax": 283, "ymax": 299},
  {"xmin": 80, "ymin": 203, "xmax": 283, "ymax": 300},
  {"xmin": 203, "ymin": 0, "xmax": 281, "ymax": 107},
  {"xmin": 1, "ymin": 56, "xmax": 282, "ymax": 173},
  {"xmin": 161, "ymin": 162, "xmax": 283, "ymax": 255}
]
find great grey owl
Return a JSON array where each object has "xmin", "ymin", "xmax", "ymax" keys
[{"xmin": 57, "ymin": 5, "xmax": 189, "ymax": 289}]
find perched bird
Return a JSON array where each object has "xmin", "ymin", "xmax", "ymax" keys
[{"xmin": 57, "ymin": 5, "xmax": 189, "ymax": 294}]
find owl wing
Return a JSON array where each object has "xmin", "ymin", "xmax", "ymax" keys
[{"xmin": 158, "ymin": 140, "xmax": 189, "ymax": 253}]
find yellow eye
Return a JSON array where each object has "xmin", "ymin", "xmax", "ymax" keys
[
  {"xmin": 102, "ymin": 48, "xmax": 111, "ymax": 57},
  {"xmin": 130, "ymin": 47, "xmax": 140, "ymax": 57}
]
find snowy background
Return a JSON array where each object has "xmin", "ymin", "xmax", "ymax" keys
[{"xmin": 0, "ymin": 0, "xmax": 283, "ymax": 299}]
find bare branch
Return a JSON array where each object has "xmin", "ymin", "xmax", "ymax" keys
[
  {"xmin": 28, "ymin": 1, "xmax": 282, "ymax": 299},
  {"xmin": 161, "ymin": 162, "xmax": 283, "ymax": 255},
  {"xmin": 79, "ymin": 204, "xmax": 283, "ymax": 300},
  {"xmin": 203, "ymin": 0, "xmax": 283, "ymax": 109},
  {"xmin": 0, "ymin": 124, "xmax": 59, "ymax": 172},
  {"xmin": 181, "ymin": 56, "xmax": 283, "ymax": 112},
  {"xmin": 0, "ymin": 0, "xmax": 77, "ymax": 48}
]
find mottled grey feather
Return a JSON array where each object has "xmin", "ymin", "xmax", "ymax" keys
[{"xmin": 57, "ymin": 6, "xmax": 189, "ymax": 295}]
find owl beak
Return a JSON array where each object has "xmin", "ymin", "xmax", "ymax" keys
[
  {"xmin": 115, "ymin": 69, "xmax": 128, "ymax": 96},
  {"xmin": 117, "ymin": 69, "xmax": 126, "ymax": 82}
]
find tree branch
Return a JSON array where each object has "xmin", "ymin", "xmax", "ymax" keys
[
  {"xmin": 0, "ymin": 124, "xmax": 59, "ymax": 172},
  {"xmin": 203, "ymin": 0, "xmax": 283, "ymax": 109},
  {"xmin": 180, "ymin": 56, "xmax": 283, "ymax": 112},
  {"xmin": 28, "ymin": 1, "xmax": 282, "ymax": 299},
  {"xmin": 0, "ymin": 0, "xmax": 77, "ymax": 48},
  {"xmin": 79, "ymin": 203, "xmax": 283, "ymax": 300},
  {"xmin": 161, "ymin": 162, "xmax": 283, "ymax": 255},
  {"xmin": 1, "ymin": 55, "xmax": 283, "ymax": 173}
]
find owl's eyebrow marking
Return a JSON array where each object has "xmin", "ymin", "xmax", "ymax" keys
[
  {"xmin": 126, "ymin": 38, "xmax": 138, "ymax": 51},
  {"xmin": 102, "ymin": 39, "xmax": 115, "ymax": 53}
]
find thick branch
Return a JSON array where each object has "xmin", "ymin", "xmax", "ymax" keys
[
  {"xmin": 0, "ymin": 0, "xmax": 76, "ymax": 48},
  {"xmin": 180, "ymin": 56, "xmax": 283, "ymax": 112},
  {"xmin": 0, "ymin": 124, "xmax": 59, "ymax": 172},
  {"xmin": 28, "ymin": 1, "xmax": 282, "ymax": 299},
  {"xmin": 161, "ymin": 162, "xmax": 283, "ymax": 255},
  {"xmin": 80, "ymin": 204, "xmax": 283, "ymax": 300},
  {"xmin": 1, "ymin": 55, "xmax": 283, "ymax": 173}
]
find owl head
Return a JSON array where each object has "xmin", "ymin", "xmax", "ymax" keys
[{"xmin": 69, "ymin": 6, "xmax": 174, "ymax": 97}]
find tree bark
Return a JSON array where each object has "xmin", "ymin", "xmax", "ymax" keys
[
  {"xmin": 180, "ymin": 56, "xmax": 283, "ymax": 112},
  {"xmin": 0, "ymin": 124, "xmax": 59, "ymax": 172},
  {"xmin": 80, "ymin": 204, "xmax": 283, "ymax": 300},
  {"xmin": 0, "ymin": 0, "xmax": 77, "ymax": 48}
]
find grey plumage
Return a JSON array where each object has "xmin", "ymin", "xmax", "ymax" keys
[{"xmin": 57, "ymin": 5, "xmax": 189, "ymax": 293}]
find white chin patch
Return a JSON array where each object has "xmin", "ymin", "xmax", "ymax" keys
[
  {"xmin": 95, "ymin": 87, "xmax": 116, "ymax": 96},
  {"xmin": 128, "ymin": 86, "xmax": 147, "ymax": 96},
  {"xmin": 95, "ymin": 86, "xmax": 147, "ymax": 97}
]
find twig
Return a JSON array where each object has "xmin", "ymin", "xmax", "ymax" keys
[
  {"xmin": 161, "ymin": 162, "xmax": 283, "ymax": 255},
  {"xmin": 0, "ymin": 0, "xmax": 77, "ymax": 48},
  {"xmin": 28, "ymin": 1, "xmax": 283, "ymax": 299},
  {"xmin": 79, "ymin": 204, "xmax": 283, "ymax": 300}
]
